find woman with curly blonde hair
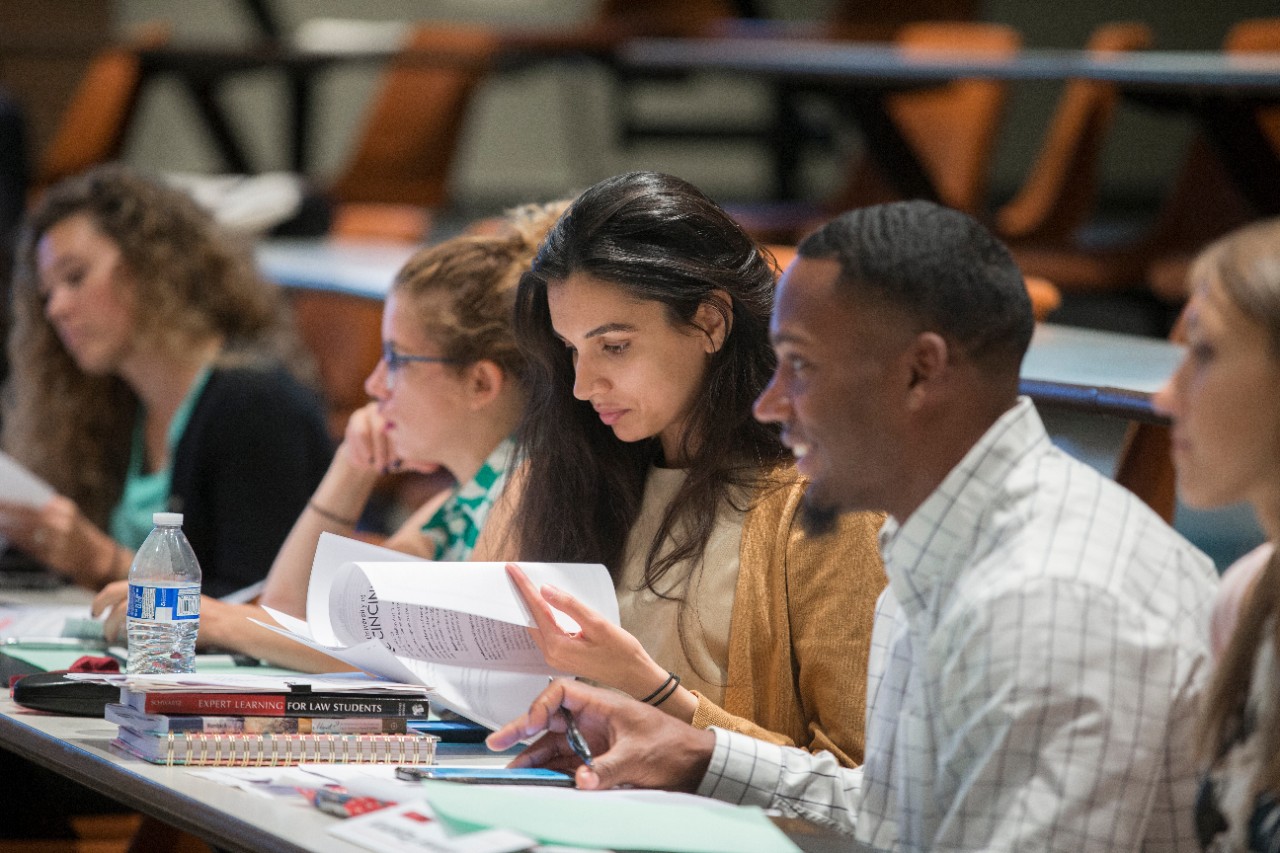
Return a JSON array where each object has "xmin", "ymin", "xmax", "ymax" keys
[
  {"xmin": 1153, "ymin": 219, "xmax": 1280, "ymax": 851},
  {"xmin": 0, "ymin": 164, "xmax": 331, "ymax": 595}
]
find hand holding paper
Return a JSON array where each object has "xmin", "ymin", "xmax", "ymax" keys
[
  {"xmin": 505, "ymin": 563, "xmax": 671, "ymax": 700},
  {"xmin": 0, "ymin": 451, "xmax": 55, "ymax": 508},
  {"xmin": 0, "ymin": 491, "xmax": 124, "ymax": 589},
  {"xmin": 253, "ymin": 533, "xmax": 621, "ymax": 730}
]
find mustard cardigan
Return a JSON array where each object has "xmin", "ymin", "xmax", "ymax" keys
[{"xmin": 689, "ymin": 468, "xmax": 886, "ymax": 767}]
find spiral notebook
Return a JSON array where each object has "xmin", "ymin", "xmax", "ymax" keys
[{"xmin": 111, "ymin": 727, "xmax": 438, "ymax": 767}]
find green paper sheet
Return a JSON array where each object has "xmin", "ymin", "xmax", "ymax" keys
[{"xmin": 419, "ymin": 781, "xmax": 803, "ymax": 853}]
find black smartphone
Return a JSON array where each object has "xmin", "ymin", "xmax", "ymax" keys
[{"xmin": 395, "ymin": 766, "xmax": 574, "ymax": 787}]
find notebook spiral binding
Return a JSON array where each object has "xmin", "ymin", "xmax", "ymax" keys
[{"xmin": 112, "ymin": 731, "xmax": 438, "ymax": 767}]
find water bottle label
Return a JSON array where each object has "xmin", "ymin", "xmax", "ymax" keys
[{"xmin": 127, "ymin": 583, "xmax": 201, "ymax": 622}]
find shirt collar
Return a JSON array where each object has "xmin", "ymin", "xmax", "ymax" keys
[
  {"xmin": 421, "ymin": 436, "xmax": 517, "ymax": 561},
  {"xmin": 880, "ymin": 397, "xmax": 1051, "ymax": 619}
]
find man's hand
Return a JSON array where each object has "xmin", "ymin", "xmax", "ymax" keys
[{"xmin": 486, "ymin": 679, "xmax": 715, "ymax": 792}]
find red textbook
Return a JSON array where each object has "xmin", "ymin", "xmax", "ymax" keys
[{"xmin": 118, "ymin": 685, "xmax": 431, "ymax": 718}]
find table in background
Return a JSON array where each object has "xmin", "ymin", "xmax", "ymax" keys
[
  {"xmin": 256, "ymin": 236, "xmax": 1184, "ymax": 424},
  {"xmin": 137, "ymin": 28, "xmax": 617, "ymax": 176},
  {"xmin": 1020, "ymin": 323, "xmax": 1181, "ymax": 424},
  {"xmin": 621, "ymin": 38, "xmax": 1280, "ymax": 215}
]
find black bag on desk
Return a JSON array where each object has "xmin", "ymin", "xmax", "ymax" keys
[{"xmin": 11, "ymin": 670, "xmax": 119, "ymax": 717}]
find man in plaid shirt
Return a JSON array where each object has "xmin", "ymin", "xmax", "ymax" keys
[{"xmin": 489, "ymin": 200, "xmax": 1218, "ymax": 852}]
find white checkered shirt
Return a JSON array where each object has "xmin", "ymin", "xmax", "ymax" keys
[{"xmin": 699, "ymin": 398, "xmax": 1219, "ymax": 852}]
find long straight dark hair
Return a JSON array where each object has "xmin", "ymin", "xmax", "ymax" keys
[{"xmin": 510, "ymin": 171, "xmax": 786, "ymax": 592}]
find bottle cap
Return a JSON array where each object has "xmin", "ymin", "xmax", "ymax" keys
[{"xmin": 153, "ymin": 512, "xmax": 184, "ymax": 527}]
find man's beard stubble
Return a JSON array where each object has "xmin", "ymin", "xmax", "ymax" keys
[{"xmin": 798, "ymin": 496, "xmax": 840, "ymax": 537}]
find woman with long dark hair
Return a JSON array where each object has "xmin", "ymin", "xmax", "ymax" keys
[
  {"xmin": 477, "ymin": 171, "xmax": 885, "ymax": 765},
  {"xmin": 1153, "ymin": 219, "xmax": 1280, "ymax": 852}
]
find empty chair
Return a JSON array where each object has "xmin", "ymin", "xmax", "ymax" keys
[
  {"xmin": 283, "ymin": 288, "xmax": 383, "ymax": 441},
  {"xmin": 832, "ymin": 22, "xmax": 1021, "ymax": 218},
  {"xmin": 31, "ymin": 23, "xmax": 169, "ymax": 196},
  {"xmin": 1144, "ymin": 17, "xmax": 1280, "ymax": 304},
  {"xmin": 993, "ymin": 21, "xmax": 1157, "ymax": 297},
  {"xmin": 1222, "ymin": 16, "xmax": 1280, "ymax": 153},
  {"xmin": 996, "ymin": 22, "xmax": 1154, "ymax": 245},
  {"xmin": 326, "ymin": 24, "xmax": 498, "ymax": 242},
  {"xmin": 734, "ymin": 22, "xmax": 1020, "ymax": 244}
]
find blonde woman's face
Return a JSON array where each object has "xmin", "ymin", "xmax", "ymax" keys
[
  {"xmin": 365, "ymin": 293, "xmax": 471, "ymax": 470},
  {"xmin": 1154, "ymin": 275, "xmax": 1280, "ymax": 518},
  {"xmin": 36, "ymin": 213, "xmax": 138, "ymax": 376}
]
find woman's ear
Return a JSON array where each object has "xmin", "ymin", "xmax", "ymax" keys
[
  {"xmin": 695, "ymin": 289, "xmax": 733, "ymax": 354},
  {"xmin": 466, "ymin": 360, "xmax": 505, "ymax": 410}
]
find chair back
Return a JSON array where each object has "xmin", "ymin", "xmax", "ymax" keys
[
  {"xmin": 1224, "ymin": 18, "xmax": 1280, "ymax": 150},
  {"xmin": 832, "ymin": 22, "xmax": 1020, "ymax": 216},
  {"xmin": 32, "ymin": 22, "xmax": 169, "ymax": 194},
  {"xmin": 284, "ymin": 287, "xmax": 383, "ymax": 441},
  {"xmin": 328, "ymin": 24, "xmax": 498, "ymax": 214},
  {"xmin": 594, "ymin": 0, "xmax": 736, "ymax": 37},
  {"xmin": 1140, "ymin": 18, "xmax": 1280, "ymax": 304},
  {"xmin": 823, "ymin": 0, "xmax": 981, "ymax": 42},
  {"xmin": 996, "ymin": 22, "xmax": 1153, "ymax": 243}
]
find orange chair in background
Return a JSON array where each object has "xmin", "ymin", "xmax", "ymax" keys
[
  {"xmin": 326, "ymin": 24, "xmax": 499, "ymax": 242},
  {"xmin": 735, "ymin": 22, "xmax": 1020, "ymax": 244},
  {"xmin": 831, "ymin": 22, "xmax": 1021, "ymax": 219},
  {"xmin": 1144, "ymin": 17, "xmax": 1280, "ymax": 305},
  {"xmin": 283, "ymin": 288, "xmax": 384, "ymax": 442},
  {"xmin": 31, "ymin": 22, "xmax": 169, "ymax": 196},
  {"xmin": 992, "ymin": 21, "xmax": 1158, "ymax": 296},
  {"xmin": 996, "ymin": 22, "xmax": 1154, "ymax": 246},
  {"xmin": 1222, "ymin": 16, "xmax": 1280, "ymax": 152}
]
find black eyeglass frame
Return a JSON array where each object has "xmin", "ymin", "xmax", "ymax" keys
[{"xmin": 381, "ymin": 342, "xmax": 464, "ymax": 378}]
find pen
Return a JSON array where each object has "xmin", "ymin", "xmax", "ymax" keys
[{"xmin": 559, "ymin": 706, "xmax": 593, "ymax": 769}]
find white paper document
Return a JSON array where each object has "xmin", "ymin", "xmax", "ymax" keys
[
  {"xmin": 0, "ymin": 604, "xmax": 98, "ymax": 640},
  {"xmin": 0, "ymin": 450, "xmax": 55, "ymax": 508},
  {"xmin": 254, "ymin": 533, "xmax": 618, "ymax": 731}
]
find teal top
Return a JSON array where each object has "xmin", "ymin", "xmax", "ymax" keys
[
  {"xmin": 420, "ymin": 437, "xmax": 516, "ymax": 562},
  {"xmin": 108, "ymin": 366, "xmax": 214, "ymax": 549}
]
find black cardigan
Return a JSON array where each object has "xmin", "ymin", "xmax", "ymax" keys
[{"xmin": 166, "ymin": 365, "xmax": 333, "ymax": 598}]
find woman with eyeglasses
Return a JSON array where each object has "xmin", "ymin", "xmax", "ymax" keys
[
  {"xmin": 475, "ymin": 172, "xmax": 885, "ymax": 765},
  {"xmin": 93, "ymin": 201, "xmax": 565, "ymax": 666},
  {"xmin": 1152, "ymin": 219, "xmax": 1280, "ymax": 852},
  {"xmin": 1, "ymin": 164, "xmax": 332, "ymax": 596}
]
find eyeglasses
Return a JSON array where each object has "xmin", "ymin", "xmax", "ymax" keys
[{"xmin": 381, "ymin": 342, "xmax": 462, "ymax": 387}]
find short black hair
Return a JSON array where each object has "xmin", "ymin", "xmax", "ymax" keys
[{"xmin": 798, "ymin": 200, "xmax": 1033, "ymax": 377}]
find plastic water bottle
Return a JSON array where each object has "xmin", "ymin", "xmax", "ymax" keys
[{"xmin": 126, "ymin": 512, "xmax": 201, "ymax": 674}]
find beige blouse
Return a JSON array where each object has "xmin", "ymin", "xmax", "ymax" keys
[{"xmin": 615, "ymin": 467, "xmax": 744, "ymax": 705}]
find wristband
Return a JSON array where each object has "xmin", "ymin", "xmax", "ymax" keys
[
  {"xmin": 308, "ymin": 500, "xmax": 359, "ymax": 527},
  {"xmin": 639, "ymin": 671, "xmax": 681, "ymax": 706}
]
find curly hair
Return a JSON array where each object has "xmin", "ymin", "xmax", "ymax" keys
[
  {"xmin": 3, "ymin": 164, "xmax": 295, "ymax": 526},
  {"xmin": 509, "ymin": 171, "xmax": 787, "ymax": 592}
]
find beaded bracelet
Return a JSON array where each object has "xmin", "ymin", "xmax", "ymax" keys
[
  {"xmin": 308, "ymin": 500, "xmax": 359, "ymax": 527},
  {"xmin": 639, "ymin": 671, "xmax": 681, "ymax": 706}
]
